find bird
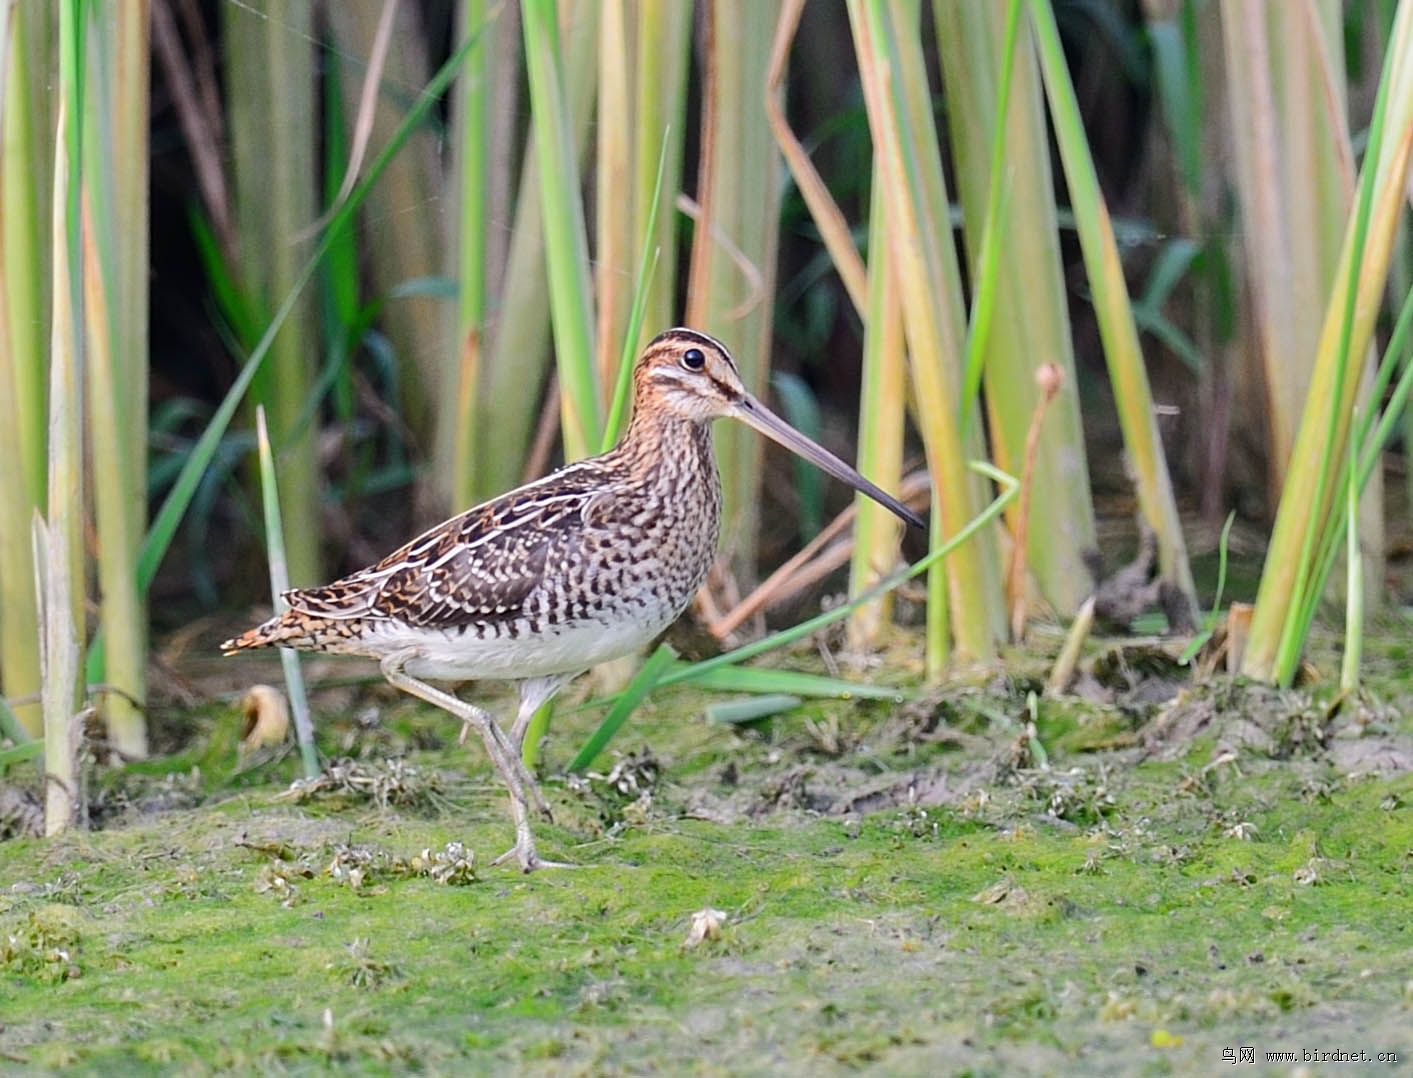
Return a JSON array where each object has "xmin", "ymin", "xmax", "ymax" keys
[{"xmin": 223, "ymin": 328, "xmax": 925, "ymax": 872}]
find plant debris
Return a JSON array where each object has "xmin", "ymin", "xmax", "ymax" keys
[{"xmin": 278, "ymin": 758, "xmax": 447, "ymax": 811}]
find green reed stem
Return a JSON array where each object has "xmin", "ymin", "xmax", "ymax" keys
[
  {"xmin": 523, "ymin": 0, "xmax": 601, "ymax": 459},
  {"xmin": 255, "ymin": 406, "xmax": 319, "ymax": 779}
]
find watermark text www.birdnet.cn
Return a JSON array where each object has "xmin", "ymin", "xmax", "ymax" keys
[{"xmin": 1222, "ymin": 1046, "xmax": 1398, "ymax": 1065}]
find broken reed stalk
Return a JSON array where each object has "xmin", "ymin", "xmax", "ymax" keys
[{"xmin": 1007, "ymin": 363, "xmax": 1063, "ymax": 642}]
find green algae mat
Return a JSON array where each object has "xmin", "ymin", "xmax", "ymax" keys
[{"xmin": 3, "ymin": 655, "xmax": 1412, "ymax": 1075}]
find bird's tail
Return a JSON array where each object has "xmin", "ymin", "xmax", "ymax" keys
[
  {"xmin": 222, "ymin": 607, "xmax": 368, "ymax": 656},
  {"xmin": 221, "ymin": 611, "xmax": 314, "ymax": 655}
]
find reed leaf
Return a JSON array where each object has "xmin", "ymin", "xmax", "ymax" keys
[
  {"xmin": 1243, "ymin": 0, "xmax": 1413, "ymax": 683},
  {"xmin": 225, "ymin": 0, "xmax": 321, "ymax": 586},
  {"xmin": 41, "ymin": 0, "xmax": 86, "ymax": 835},
  {"xmin": 106, "ymin": 0, "xmax": 147, "ymax": 555},
  {"xmin": 0, "ymin": 2, "xmax": 48, "ymax": 736},
  {"xmin": 767, "ymin": 0, "xmax": 867, "ymax": 314},
  {"xmin": 79, "ymin": 4, "xmax": 148, "ymax": 758},
  {"xmin": 442, "ymin": 0, "xmax": 501, "ymax": 510},
  {"xmin": 680, "ymin": 666, "xmax": 911, "ymax": 702},
  {"xmin": 475, "ymin": 1, "xmax": 597, "ymax": 501},
  {"xmin": 847, "ymin": 161, "xmax": 905, "ymax": 649},
  {"xmin": 0, "ymin": 693, "xmax": 31, "ymax": 746},
  {"xmin": 685, "ymin": 0, "xmax": 783, "ymax": 583},
  {"xmin": 566, "ymin": 643, "xmax": 676, "ymax": 772},
  {"xmin": 706, "ymin": 696, "xmax": 803, "ymax": 725},
  {"xmin": 1340, "ymin": 445, "xmax": 1361, "ymax": 691},
  {"xmin": 523, "ymin": 0, "xmax": 601, "ymax": 460},
  {"xmin": 1, "ymin": 4, "xmax": 47, "ymax": 507},
  {"xmin": 317, "ymin": 45, "xmax": 367, "ymax": 488},
  {"xmin": 1221, "ymin": 0, "xmax": 1347, "ymax": 487},
  {"xmin": 0, "ymin": 739, "xmax": 43, "ymax": 770},
  {"xmin": 594, "ymin": 0, "xmax": 633, "ymax": 393},
  {"xmin": 255, "ymin": 407, "xmax": 319, "ymax": 779},
  {"xmin": 631, "ymin": 0, "xmax": 692, "ymax": 340},
  {"xmin": 849, "ymin": 0, "xmax": 1005, "ymax": 671},
  {"xmin": 136, "ymin": 31, "xmax": 482, "ymax": 599},
  {"xmin": 936, "ymin": 0, "xmax": 1096, "ymax": 617},
  {"xmin": 1220, "ymin": 0, "xmax": 1384, "ymax": 602},
  {"xmin": 325, "ymin": 1, "xmax": 447, "ymax": 450},
  {"xmin": 602, "ymin": 138, "xmax": 668, "ymax": 451},
  {"xmin": 1027, "ymin": 0, "xmax": 1195, "ymax": 605}
]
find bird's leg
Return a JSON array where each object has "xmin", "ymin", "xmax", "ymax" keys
[
  {"xmin": 504, "ymin": 673, "xmax": 580, "ymax": 820},
  {"xmin": 379, "ymin": 653, "xmax": 568, "ymax": 872}
]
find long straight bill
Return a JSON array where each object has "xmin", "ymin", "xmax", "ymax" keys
[{"xmin": 733, "ymin": 392, "xmax": 926, "ymax": 530}]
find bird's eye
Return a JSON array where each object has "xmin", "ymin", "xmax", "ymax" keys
[{"xmin": 682, "ymin": 348, "xmax": 706, "ymax": 371}]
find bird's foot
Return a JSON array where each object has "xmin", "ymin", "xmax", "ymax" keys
[{"xmin": 491, "ymin": 838, "xmax": 577, "ymax": 873}]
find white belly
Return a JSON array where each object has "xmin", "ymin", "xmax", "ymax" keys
[{"xmin": 365, "ymin": 614, "xmax": 668, "ymax": 682}]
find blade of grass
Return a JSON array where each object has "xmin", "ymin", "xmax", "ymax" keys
[
  {"xmin": 566, "ymin": 643, "xmax": 676, "ymax": 772},
  {"xmin": 1340, "ymin": 441, "xmax": 1361, "ymax": 692},
  {"xmin": 706, "ymin": 696, "xmax": 801, "ymax": 725},
  {"xmin": 601, "ymin": 130, "xmax": 669, "ymax": 451},
  {"xmin": 0, "ymin": 739, "xmax": 43, "ymax": 769},
  {"xmin": 568, "ymin": 460, "xmax": 1018, "ymax": 764},
  {"xmin": 676, "ymin": 665, "xmax": 912, "ymax": 702},
  {"xmin": 0, "ymin": 693, "xmax": 32, "ymax": 745},
  {"xmin": 255, "ymin": 406, "xmax": 319, "ymax": 779}
]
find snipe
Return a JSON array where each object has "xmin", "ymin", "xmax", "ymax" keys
[{"xmin": 223, "ymin": 328, "xmax": 923, "ymax": 871}]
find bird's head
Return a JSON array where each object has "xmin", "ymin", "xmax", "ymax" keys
[
  {"xmin": 632, "ymin": 328, "xmax": 747, "ymax": 423},
  {"xmin": 630, "ymin": 328, "xmax": 926, "ymax": 530}
]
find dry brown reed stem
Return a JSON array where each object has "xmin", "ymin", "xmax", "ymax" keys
[
  {"xmin": 151, "ymin": 0, "xmax": 231, "ymax": 252},
  {"xmin": 323, "ymin": 0, "xmax": 399, "ymax": 218},
  {"xmin": 764, "ymin": 0, "xmax": 866, "ymax": 313},
  {"xmin": 675, "ymin": 193, "xmax": 766, "ymax": 320},
  {"xmin": 1007, "ymin": 363, "xmax": 1063, "ymax": 642}
]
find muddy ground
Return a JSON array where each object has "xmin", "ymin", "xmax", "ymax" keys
[{"xmin": 2, "ymin": 618, "xmax": 1412, "ymax": 1075}]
